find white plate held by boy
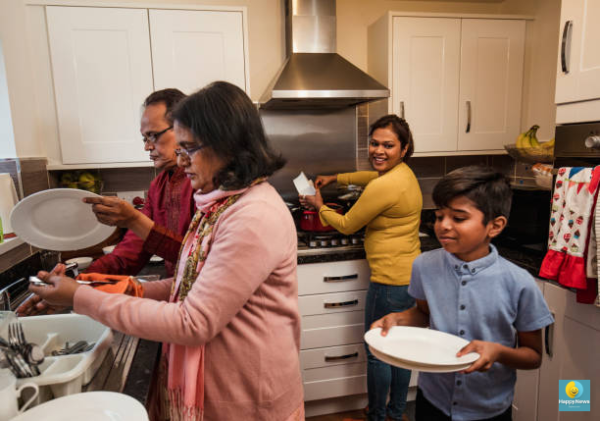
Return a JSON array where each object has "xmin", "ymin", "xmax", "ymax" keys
[{"xmin": 365, "ymin": 326, "xmax": 479, "ymax": 370}]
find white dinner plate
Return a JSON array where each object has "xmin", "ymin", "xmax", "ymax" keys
[
  {"xmin": 12, "ymin": 391, "xmax": 148, "ymax": 421},
  {"xmin": 365, "ymin": 327, "xmax": 479, "ymax": 367},
  {"xmin": 10, "ymin": 188, "xmax": 114, "ymax": 251},
  {"xmin": 369, "ymin": 346, "xmax": 474, "ymax": 373}
]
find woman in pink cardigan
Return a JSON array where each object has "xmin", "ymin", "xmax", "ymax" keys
[{"xmin": 30, "ymin": 81, "xmax": 305, "ymax": 421}]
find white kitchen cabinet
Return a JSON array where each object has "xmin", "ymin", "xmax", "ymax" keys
[
  {"xmin": 46, "ymin": 7, "xmax": 153, "ymax": 164},
  {"xmin": 536, "ymin": 281, "xmax": 599, "ymax": 421},
  {"xmin": 45, "ymin": 5, "xmax": 248, "ymax": 165},
  {"xmin": 555, "ymin": 0, "xmax": 600, "ymax": 105},
  {"xmin": 368, "ymin": 14, "xmax": 526, "ymax": 154},
  {"xmin": 149, "ymin": 9, "xmax": 247, "ymax": 94},
  {"xmin": 299, "ymin": 259, "xmax": 418, "ymax": 416}
]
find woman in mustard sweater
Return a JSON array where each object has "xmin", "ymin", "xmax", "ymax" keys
[{"xmin": 300, "ymin": 114, "xmax": 422, "ymax": 421}]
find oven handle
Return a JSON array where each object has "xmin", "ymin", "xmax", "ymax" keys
[{"xmin": 561, "ymin": 20, "xmax": 573, "ymax": 74}]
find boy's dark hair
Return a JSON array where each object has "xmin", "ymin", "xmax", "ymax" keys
[
  {"xmin": 432, "ymin": 166, "xmax": 512, "ymax": 224},
  {"xmin": 369, "ymin": 114, "xmax": 414, "ymax": 162},
  {"xmin": 143, "ymin": 88, "xmax": 186, "ymax": 124}
]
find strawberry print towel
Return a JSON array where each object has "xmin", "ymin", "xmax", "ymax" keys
[{"xmin": 540, "ymin": 167, "xmax": 600, "ymax": 293}]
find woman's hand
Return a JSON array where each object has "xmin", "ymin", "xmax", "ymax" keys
[
  {"xmin": 83, "ymin": 196, "xmax": 140, "ymax": 228},
  {"xmin": 28, "ymin": 263, "xmax": 81, "ymax": 308},
  {"xmin": 299, "ymin": 189, "xmax": 324, "ymax": 210},
  {"xmin": 457, "ymin": 340, "xmax": 502, "ymax": 373},
  {"xmin": 314, "ymin": 174, "xmax": 337, "ymax": 189}
]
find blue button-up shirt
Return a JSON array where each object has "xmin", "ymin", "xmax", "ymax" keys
[{"xmin": 408, "ymin": 245, "xmax": 554, "ymax": 420}]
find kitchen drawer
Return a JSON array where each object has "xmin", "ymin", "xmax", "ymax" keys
[
  {"xmin": 300, "ymin": 344, "xmax": 366, "ymax": 370},
  {"xmin": 298, "ymin": 260, "xmax": 370, "ymax": 295},
  {"xmin": 299, "ymin": 290, "xmax": 367, "ymax": 316},
  {"xmin": 303, "ymin": 362, "xmax": 367, "ymax": 401},
  {"xmin": 301, "ymin": 311, "xmax": 364, "ymax": 349}
]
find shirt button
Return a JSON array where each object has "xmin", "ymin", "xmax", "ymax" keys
[
  {"xmin": 460, "ymin": 305, "xmax": 466, "ymax": 310},
  {"xmin": 457, "ymin": 380, "xmax": 462, "ymax": 386},
  {"xmin": 471, "ymin": 268, "xmax": 476, "ymax": 273},
  {"xmin": 461, "ymin": 281, "xmax": 467, "ymax": 286},
  {"xmin": 454, "ymin": 265, "xmax": 459, "ymax": 270},
  {"xmin": 459, "ymin": 330, "xmax": 465, "ymax": 335},
  {"xmin": 463, "ymin": 264, "xmax": 468, "ymax": 269}
]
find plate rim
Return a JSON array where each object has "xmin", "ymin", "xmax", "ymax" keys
[
  {"xmin": 369, "ymin": 346, "xmax": 473, "ymax": 373},
  {"xmin": 10, "ymin": 188, "xmax": 115, "ymax": 251}
]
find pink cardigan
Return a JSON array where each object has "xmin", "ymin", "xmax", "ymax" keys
[{"xmin": 74, "ymin": 182, "xmax": 304, "ymax": 421}]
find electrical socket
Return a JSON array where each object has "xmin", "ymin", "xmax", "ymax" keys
[{"xmin": 117, "ymin": 190, "xmax": 145, "ymax": 204}]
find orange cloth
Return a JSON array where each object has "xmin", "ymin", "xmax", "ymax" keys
[{"xmin": 76, "ymin": 273, "xmax": 144, "ymax": 297}]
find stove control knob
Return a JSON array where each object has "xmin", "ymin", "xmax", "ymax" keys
[
  {"xmin": 330, "ymin": 239, "xmax": 339, "ymax": 246},
  {"xmin": 340, "ymin": 238, "xmax": 349, "ymax": 246},
  {"xmin": 309, "ymin": 240, "xmax": 318, "ymax": 248},
  {"xmin": 351, "ymin": 237, "xmax": 360, "ymax": 245},
  {"xmin": 320, "ymin": 240, "xmax": 329, "ymax": 247},
  {"xmin": 584, "ymin": 134, "xmax": 600, "ymax": 149}
]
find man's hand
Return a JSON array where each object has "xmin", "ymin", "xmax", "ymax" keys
[
  {"xmin": 83, "ymin": 196, "xmax": 140, "ymax": 228},
  {"xmin": 371, "ymin": 313, "xmax": 403, "ymax": 336},
  {"xmin": 15, "ymin": 293, "xmax": 66, "ymax": 316},
  {"xmin": 457, "ymin": 340, "xmax": 502, "ymax": 373}
]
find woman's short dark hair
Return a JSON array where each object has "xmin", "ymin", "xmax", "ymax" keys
[
  {"xmin": 432, "ymin": 166, "xmax": 512, "ymax": 224},
  {"xmin": 368, "ymin": 114, "xmax": 415, "ymax": 162},
  {"xmin": 143, "ymin": 88, "xmax": 186, "ymax": 124},
  {"xmin": 172, "ymin": 81, "xmax": 285, "ymax": 190}
]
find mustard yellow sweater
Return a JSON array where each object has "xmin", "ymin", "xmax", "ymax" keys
[{"xmin": 319, "ymin": 163, "xmax": 422, "ymax": 286}]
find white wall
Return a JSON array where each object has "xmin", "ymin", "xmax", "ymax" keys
[
  {"xmin": 0, "ymin": 40, "xmax": 16, "ymax": 159},
  {"xmin": 0, "ymin": 0, "xmax": 560, "ymax": 161}
]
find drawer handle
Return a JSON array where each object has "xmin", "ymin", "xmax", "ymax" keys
[
  {"xmin": 324, "ymin": 352, "xmax": 359, "ymax": 362},
  {"xmin": 323, "ymin": 274, "xmax": 359, "ymax": 282},
  {"xmin": 466, "ymin": 100, "xmax": 472, "ymax": 133},
  {"xmin": 324, "ymin": 299, "xmax": 359, "ymax": 308},
  {"xmin": 545, "ymin": 312, "xmax": 555, "ymax": 357}
]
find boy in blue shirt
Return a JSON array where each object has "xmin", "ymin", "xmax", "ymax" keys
[{"xmin": 373, "ymin": 166, "xmax": 554, "ymax": 421}]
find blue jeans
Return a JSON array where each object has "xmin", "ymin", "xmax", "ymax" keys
[{"xmin": 365, "ymin": 282, "xmax": 415, "ymax": 421}]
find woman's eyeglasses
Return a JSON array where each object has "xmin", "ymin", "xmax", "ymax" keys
[
  {"xmin": 142, "ymin": 126, "xmax": 173, "ymax": 145},
  {"xmin": 175, "ymin": 144, "xmax": 205, "ymax": 159}
]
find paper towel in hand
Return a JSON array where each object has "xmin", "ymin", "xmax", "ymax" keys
[
  {"xmin": 0, "ymin": 174, "xmax": 18, "ymax": 235},
  {"xmin": 293, "ymin": 172, "xmax": 316, "ymax": 196}
]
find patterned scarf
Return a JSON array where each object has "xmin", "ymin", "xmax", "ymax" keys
[{"xmin": 154, "ymin": 180, "xmax": 262, "ymax": 421}]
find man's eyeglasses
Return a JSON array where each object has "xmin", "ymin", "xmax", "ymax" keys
[
  {"xmin": 142, "ymin": 126, "xmax": 173, "ymax": 145},
  {"xmin": 175, "ymin": 144, "xmax": 205, "ymax": 159}
]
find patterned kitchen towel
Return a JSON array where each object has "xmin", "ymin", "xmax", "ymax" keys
[{"xmin": 539, "ymin": 167, "xmax": 600, "ymax": 290}]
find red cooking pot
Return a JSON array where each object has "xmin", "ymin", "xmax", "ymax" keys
[{"xmin": 300, "ymin": 203, "xmax": 344, "ymax": 232}]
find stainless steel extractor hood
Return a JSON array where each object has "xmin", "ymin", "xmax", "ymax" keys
[{"xmin": 260, "ymin": 0, "xmax": 389, "ymax": 109}]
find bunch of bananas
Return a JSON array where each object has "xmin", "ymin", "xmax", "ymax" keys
[
  {"xmin": 59, "ymin": 171, "xmax": 102, "ymax": 194},
  {"xmin": 516, "ymin": 124, "xmax": 555, "ymax": 153}
]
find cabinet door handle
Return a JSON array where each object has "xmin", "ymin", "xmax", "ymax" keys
[
  {"xmin": 324, "ymin": 352, "xmax": 359, "ymax": 362},
  {"xmin": 561, "ymin": 20, "xmax": 573, "ymax": 74},
  {"xmin": 323, "ymin": 274, "xmax": 359, "ymax": 282},
  {"xmin": 466, "ymin": 100, "xmax": 472, "ymax": 133},
  {"xmin": 324, "ymin": 299, "xmax": 359, "ymax": 308},
  {"xmin": 545, "ymin": 312, "xmax": 555, "ymax": 357},
  {"xmin": 399, "ymin": 101, "xmax": 405, "ymax": 119}
]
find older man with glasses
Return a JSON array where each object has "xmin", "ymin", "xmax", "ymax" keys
[{"xmin": 79, "ymin": 88, "xmax": 195, "ymax": 278}]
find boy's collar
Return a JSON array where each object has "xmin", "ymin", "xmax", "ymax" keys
[{"xmin": 444, "ymin": 244, "xmax": 498, "ymax": 277}]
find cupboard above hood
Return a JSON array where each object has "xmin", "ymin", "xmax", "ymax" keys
[{"xmin": 259, "ymin": 0, "xmax": 389, "ymax": 109}]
